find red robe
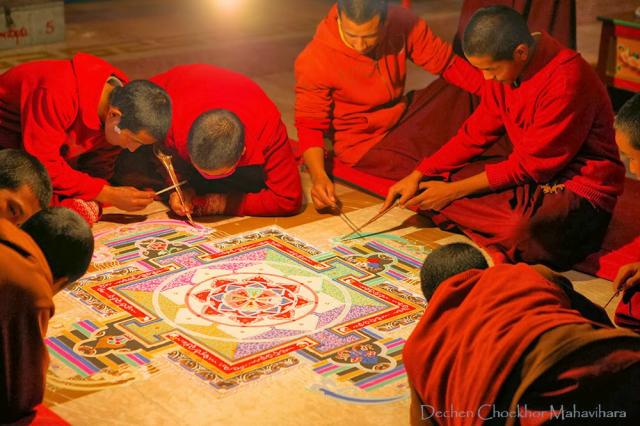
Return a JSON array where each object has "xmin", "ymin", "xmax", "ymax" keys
[
  {"xmin": 403, "ymin": 264, "xmax": 635, "ymax": 425},
  {"xmin": 0, "ymin": 219, "xmax": 54, "ymax": 423},
  {"xmin": 417, "ymin": 32, "xmax": 624, "ymax": 213},
  {"xmin": 0, "ymin": 53, "xmax": 128, "ymax": 200},
  {"xmin": 294, "ymin": 4, "xmax": 482, "ymax": 166},
  {"xmin": 151, "ymin": 65, "xmax": 302, "ymax": 216}
]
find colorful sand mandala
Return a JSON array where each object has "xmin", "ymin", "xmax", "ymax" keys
[{"xmin": 45, "ymin": 220, "xmax": 426, "ymax": 404}]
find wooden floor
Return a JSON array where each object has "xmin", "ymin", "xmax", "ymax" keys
[{"xmin": 1, "ymin": 1, "xmax": 637, "ymax": 423}]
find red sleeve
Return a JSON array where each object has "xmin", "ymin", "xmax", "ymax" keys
[
  {"xmin": 294, "ymin": 50, "xmax": 332, "ymax": 154},
  {"xmin": 0, "ymin": 305, "xmax": 50, "ymax": 422},
  {"xmin": 406, "ymin": 14, "xmax": 454, "ymax": 75},
  {"xmin": 417, "ymin": 92, "xmax": 504, "ymax": 177},
  {"xmin": 226, "ymin": 122, "xmax": 303, "ymax": 216},
  {"xmin": 485, "ymin": 90, "xmax": 594, "ymax": 191},
  {"xmin": 21, "ymin": 88, "xmax": 107, "ymax": 200},
  {"xmin": 441, "ymin": 55, "xmax": 484, "ymax": 96},
  {"xmin": 405, "ymin": 12, "xmax": 483, "ymax": 96}
]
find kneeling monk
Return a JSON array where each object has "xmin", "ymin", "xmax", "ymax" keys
[
  {"xmin": 0, "ymin": 53, "xmax": 172, "ymax": 223},
  {"xmin": 151, "ymin": 64, "xmax": 302, "ymax": 217},
  {"xmin": 295, "ymin": 0, "xmax": 482, "ymax": 210}
]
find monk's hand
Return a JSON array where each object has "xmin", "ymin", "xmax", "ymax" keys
[
  {"xmin": 310, "ymin": 173, "xmax": 338, "ymax": 211},
  {"xmin": 96, "ymin": 185, "xmax": 156, "ymax": 211},
  {"xmin": 383, "ymin": 170, "xmax": 422, "ymax": 211},
  {"xmin": 169, "ymin": 187, "xmax": 195, "ymax": 217},
  {"xmin": 406, "ymin": 181, "xmax": 460, "ymax": 211},
  {"xmin": 613, "ymin": 262, "xmax": 640, "ymax": 292}
]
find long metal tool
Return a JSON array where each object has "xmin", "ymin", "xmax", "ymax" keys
[
  {"xmin": 359, "ymin": 203, "xmax": 398, "ymax": 231},
  {"xmin": 340, "ymin": 201, "xmax": 399, "ymax": 241},
  {"xmin": 153, "ymin": 145, "xmax": 196, "ymax": 227},
  {"xmin": 155, "ymin": 180, "xmax": 188, "ymax": 196},
  {"xmin": 337, "ymin": 207, "xmax": 363, "ymax": 239},
  {"xmin": 603, "ymin": 289, "xmax": 621, "ymax": 310}
]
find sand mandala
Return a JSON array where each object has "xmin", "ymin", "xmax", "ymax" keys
[{"xmin": 44, "ymin": 220, "xmax": 426, "ymax": 406}]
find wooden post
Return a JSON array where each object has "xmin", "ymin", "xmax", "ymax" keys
[{"xmin": 596, "ymin": 18, "xmax": 614, "ymax": 85}]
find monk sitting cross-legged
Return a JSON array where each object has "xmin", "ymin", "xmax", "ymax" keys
[
  {"xmin": 384, "ymin": 6, "xmax": 624, "ymax": 270},
  {"xmin": 295, "ymin": 0, "xmax": 483, "ymax": 211}
]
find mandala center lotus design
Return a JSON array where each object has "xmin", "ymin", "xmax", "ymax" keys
[{"xmin": 187, "ymin": 274, "xmax": 315, "ymax": 326}]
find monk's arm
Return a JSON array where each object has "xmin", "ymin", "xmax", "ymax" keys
[
  {"xmin": 303, "ymin": 147, "xmax": 337, "ymax": 209},
  {"xmin": 384, "ymin": 99, "xmax": 502, "ymax": 211},
  {"xmin": 294, "ymin": 51, "xmax": 337, "ymax": 209},
  {"xmin": 406, "ymin": 12, "xmax": 483, "ymax": 96},
  {"xmin": 20, "ymin": 88, "xmax": 110, "ymax": 200},
  {"xmin": 441, "ymin": 55, "xmax": 484, "ymax": 96},
  {"xmin": 415, "ymin": 98, "xmax": 503, "ymax": 179},
  {"xmin": 431, "ymin": 171, "xmax": 490, "ymax": 199},
  {"xmin": 406, "ymin": 171, "xmax": 490, "ymax": 211},
  {"xmin": 303, "ymin": 147, "xmax": 327, "ymax": 182}
]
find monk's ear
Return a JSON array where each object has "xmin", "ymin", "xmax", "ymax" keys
[
  {"xmin": 107, "ymin": 106, "xmax": 123, "ymax": 120},
  {"xmin": 513, "ymin": 43, "xmax": 529, "ymax": 63}
]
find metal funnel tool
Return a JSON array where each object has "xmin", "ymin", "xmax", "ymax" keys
[{"xmin": 153, "ymin": 145, "xmax": 196, "ymax": 227}]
